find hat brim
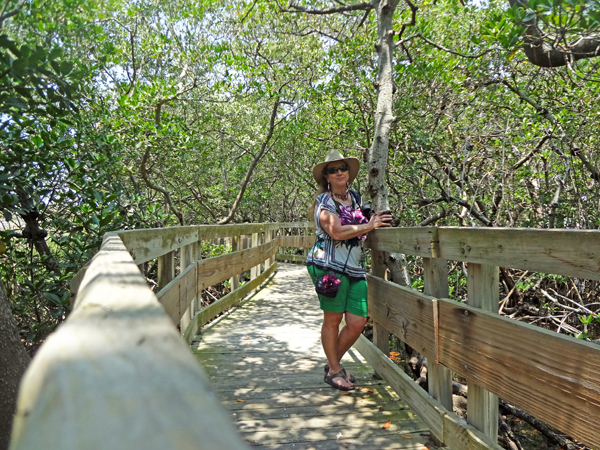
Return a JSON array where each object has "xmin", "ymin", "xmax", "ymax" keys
[{"xmin": 312, "ymin": 157, "xmax": 360, "ymax": 185}]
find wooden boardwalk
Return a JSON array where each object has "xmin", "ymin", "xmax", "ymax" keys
[{"xmin": 192, "ymin": 263, "xmax": 432, "ymax": 449}]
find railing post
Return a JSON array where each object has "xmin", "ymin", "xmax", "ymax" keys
[
  {"xmin": 267, "ymin": 230, "xmax": 275, "ymax": 267},
  {"xmin": 179, "ymin": 243, "xmax": 195, "ymax": 334},
  {"xmin": 158, "ymin": 251, "xmax": 174, "ymax": 290},
  {"xmin": 467, "ymin": 263, "xmax": 499, "ymax": 440},
  {"xmin": 250, "ymin": 232, "xmax": 259, "ymax": 281},
  {"xmin": 371, "ymin": 249, "xmax": 390, "ymax": 378},
  {"xmin": 231, "ymin": 235, "xmax": 241, "ymax": 307},
  {"xmin": 423, "ymin": 257, "xmax": 453, "ymax": 445},
  {"xmin": 303, "ymin": 227, "xmax": 309, "ymax": 258},
  {"xmin": 190, "ymin": 241, "xmax": 202, "ymax": 312}
]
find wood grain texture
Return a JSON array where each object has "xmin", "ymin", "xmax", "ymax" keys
[
  {"xmin": 275, "ymin": 254, "xmax": 306, "ymax": 263},
  {"xmin": 192, "ymin": 263, "xmax": 430, "ymax": 450},
  {"xmin": 117, "ymin": 222, "xmax": 312, "ymax": 265},
  {"xmin": 423, "ymin": 258, "xmax": 453, "ymax": 414},
  {"xmin": 466, "ymin": 263, "xmax": 499, "ymax": 439},
  {"xmin": 156, "ymin": 262, "xmax": 197, "ymax": 325},
  {"xmin": 157, "ymin": 251, "xmax": 175, "ymax": 290},
  {"xmin": 278, "ymin": 235, "xmax": 314, "ymax": 249},
  {"xmin": 197, "ymin": 240, "xmax": 278, "ymax": 292},
  {"xmin": 183, "ymin": 263, "xmax": 277, "ymax": 344},
  {"xmin": 365, "ymin": 227, "xmax": 438, "ymax": 258},
  {"xmin": 367, "ymin": 275, "xmax": 436, "ymax": 359},
  {"xmin": 438, "ymin": 227, "xmax": 600, "ymax": 281},
  {"xmin": 353, "ymin": 334, "xmax": 502, "ymax": 450},
  {"xmin": 10, "ymin": 233, "xmax": 249, "ymax": 450},
  {"xmin": 437, "ymin": 298, "xmax": 600, "ymax": 449}
]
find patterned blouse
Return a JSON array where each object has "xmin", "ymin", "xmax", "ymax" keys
[{"xmin": 306, "ymin": 192, "xmax": 369, "ymax": 280}]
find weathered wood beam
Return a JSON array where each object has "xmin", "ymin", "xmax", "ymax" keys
[
  {"xmin": 10, "ymin": 232, "xmax": 250, "ymax": 450},
  {"xmin": 437, "ymin": 298, "xmax": 600, "ymax": 450},
  {"xmin": 353, "ymin": 334, "xmax": 502, "ymax": 449},
  {"xmin": 466, "ymin": 263, "xmax": 499, "ymax": 440},
  {"xmin": 183, "ymin": 262, "xmax": 277, "ymax": 344}
]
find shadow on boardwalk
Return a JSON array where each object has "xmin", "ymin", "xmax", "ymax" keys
[{"xmin": 192, "ymin": 263, "xmax": 432, "ymax": 450}]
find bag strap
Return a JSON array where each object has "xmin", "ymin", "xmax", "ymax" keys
[
  {"xmin": 310, "ymin": 241, "xmax": 351, "ymax": 278},
  {"xmin": 349, "ymin": 190, "xmax": 362, "ymax": 209}
]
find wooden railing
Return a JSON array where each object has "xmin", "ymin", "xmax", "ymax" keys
[
  {"xmin": 360, "ymin": 227, "xmax": 600, "ymax": 450},
  {"xmin": 9, "ymin": 222, "xmax": 310, "ymax": 450},
  {"xmin": 11, "ymin": 223, "xmax": 600, "ymax": 450}
]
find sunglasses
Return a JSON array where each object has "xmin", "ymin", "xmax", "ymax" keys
[{"xmin": 325, "ymin": 164, "xmax": 349, "ymax": 175}]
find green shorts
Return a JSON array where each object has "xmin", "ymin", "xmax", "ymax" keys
[{"xmin": 307, "ymin": 266, "xmax": 368, "ymax": 317}]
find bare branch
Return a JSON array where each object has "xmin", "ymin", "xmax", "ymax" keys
[
  {"xmin": 511, "ymin": 134, "xmax": 551, "ymax": 171},
  {"xmin": 140, "ymin": 147, "xmax": 184, "ymax": 225},
  {"xmin": 397, "ymin": 0, "xmax": 418, "ymax": 40},
  {"xmin": 419, "ymin": 208, "xmax": 450, "ymax": 226},
  {"xmin": 218, "ymin": 96, "xmax": 283, "ymax": 224},
  {"xmin": 278, "ymin": 0, "xmax": 373, "ymax": 15},
  {"xmin": 398, "ymin": 32, "xmax": 493, "ymax": 58},
  {"xmin": 240, "ymin": 0, "xmax": 257, "ymax": 23},
  {"xmin": 0, "ymin": 0, "xmax": 25, "ymax": 29}
]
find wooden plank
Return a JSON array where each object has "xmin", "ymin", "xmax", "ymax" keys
[
  {"xmin": 438, "ymin": 227, "xmax": 600, "ymax": 281},
  {"xmin": 367, "ymin": 275, "xmax": 436, "ymax": 358},
  {"xmin": 10, "ymin": 232, "xmax": 249, "ymax": 450},
  {"xmin": 423, "ymin": 258, "xmax": 453, "ymax": 417},
  {"xmin": 275, "ymin": 254, "xmax": 306, "ymax": 263},
  {"xmin": 231, "ymin": 235, "xmax": 241, "ymax": 307},
  {"xmin": 250, "ymin": 232, "xmax": 259, "ymax": 281},
  {"xmin": 182, "ymin": 263, "xmax": 277, "ymax": 344},
  {"xmin": 278, "ymin": 235, "xmax": 314, "ymax": 249},
  {"xmin": 117, "ymin": 223, "xmax": 313, "ymax": 265},
  {"xmin": 69, "ymin": 262, "xmax": 90, "ymax": 307},
  {"xmin": 179, "ymin": 243, "xmax": 196, "ymax": 333},
  {"xmin": 156, "ymin": 262, "xmax": 197, "ymax": 325},
  {"xmin": 118, "ymin": 226, "xmax": 199, "ymax": 265},
  {"xmin": 365, "ymin": 227, "xmax": 438, "ymax": 258},
  {"xmin": 197, "ymin": 240, "xmax": 278, "ymax": 292},
  {"xmin": 353, "ymin": 334, "xmax": 502, "ymax": 450},
  {"xmin": 157, "ymin": 251, "xmax": 175, "ymax": 290},
  {"xmin": 466, "ymin": 263, "xmax": 499, "ymax": 440},
  {"xmin": 437, "ymin": 298, "xmax": 600, "ymax": 450}
]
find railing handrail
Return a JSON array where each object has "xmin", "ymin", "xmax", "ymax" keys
[{"xmin": 365, "ymin": 226, "xmax": 600, "ymax": 280}]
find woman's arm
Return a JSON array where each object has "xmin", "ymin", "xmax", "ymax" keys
[{"xmin": 319, "ymin": 210, "xmax": 392, "ymax": 241}]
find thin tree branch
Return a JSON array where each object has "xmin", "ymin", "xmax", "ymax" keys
[
  {"xmin": 218, "ymin": 96, "xmax": 283, "ymax": 224},
  {"xmin": 398, "ymin": 32, "xmax": 493, "ymax": 58},
  {"xmin": 0, "ymin": 0, "xmax": 25, "ymax": 29},
  {"xmin": 277, "ymin": 0, "xmax": 373, "ymax": 15},
  {"xmin": 397, "ymin": 0, "xmax": 418, "ymax": 40}
]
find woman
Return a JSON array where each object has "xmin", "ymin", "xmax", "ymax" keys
[{"xmin": 307, "ymin": 150, "xmax": 392, "ymax": 391}]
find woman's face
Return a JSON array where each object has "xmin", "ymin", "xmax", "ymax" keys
[{"xmin": 324, "ymin": 160, "xmax": 350, "ymax": 189}]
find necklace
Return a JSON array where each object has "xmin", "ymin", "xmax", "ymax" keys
[{"xmin": 331, "ymin": 190, "xmax": 349, "ymax": 201}]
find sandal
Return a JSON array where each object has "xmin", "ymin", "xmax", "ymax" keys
[
  {"xmin": 324, "ymin": 364, "xmax": 356, "ymax": 383},
  {"xmin": 324, "ymin": 370, "xmax": 354, "ymax": 391}
]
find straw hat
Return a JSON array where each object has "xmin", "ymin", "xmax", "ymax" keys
[{"xmin": 312, "ymin": 150, "xmax": 360, "ymax": 185}]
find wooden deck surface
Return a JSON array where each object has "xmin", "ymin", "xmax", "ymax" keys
[{"xmin": 192, "ymin": 263, "xmax": 432, "ymax": 449}]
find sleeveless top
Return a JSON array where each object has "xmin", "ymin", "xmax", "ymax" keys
[{"xmin": 306, "ymin": 192, "xmax": 369, "ymax": 280}]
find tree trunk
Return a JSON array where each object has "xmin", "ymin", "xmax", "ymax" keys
[
  {"xmin": 368, "ymin": 0, "xmax": 410, "ymax": 283},
  {"xmin": 0, "ymin": 278, "xmax": 31, "ymax": 450}
]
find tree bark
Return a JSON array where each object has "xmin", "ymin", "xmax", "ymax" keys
[
  {"xmin": 0, "ymin": 278, "xmax": 31, "ymax": 450},
  {"xmin": 508, "ymin": 0, "xmax": 600, "ymax": 67},
  {"xmin": 368, "ymin": 0, "xmax": 403, "ymax": 279}
]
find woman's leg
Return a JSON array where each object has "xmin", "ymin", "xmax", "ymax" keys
[
  {"xmin": 321, "ymin": 311, "xmax": 352, "ymax": 388},
  {"xmin": 334, "ymin": 312, "xmax": 367, "ymax": 382},
  {"xmin": 336, "ymin": 312, "xmax": 368, "ymax": 360}
]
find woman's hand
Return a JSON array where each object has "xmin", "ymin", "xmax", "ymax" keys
[{"xmin": 369, "ymin": 210, "xmax": 393, "ymax": 229}]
